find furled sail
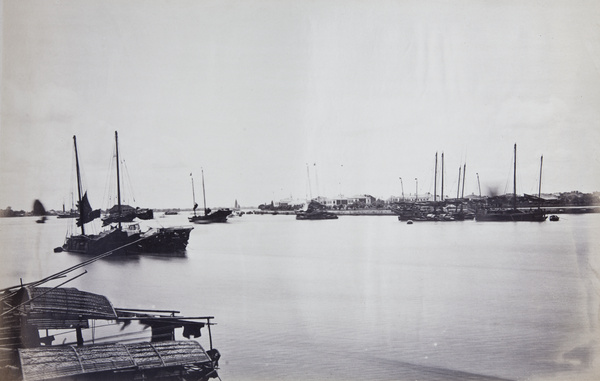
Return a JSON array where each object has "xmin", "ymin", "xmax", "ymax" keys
[{"xmin": 101, "ymin": 204, "xmax": 153, "ymax": 226}]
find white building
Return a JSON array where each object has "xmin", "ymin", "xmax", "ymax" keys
[{"xmin": 389, "ymin": 192, "xmax": 433, "ymax": 203}]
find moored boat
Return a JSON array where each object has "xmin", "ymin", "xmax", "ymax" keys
[
  {"xmin": 394, "ymin": 153, "xmax": 474, "ymax": 222},
  {"xmin": 57, "ymin": 197, "xmax": 79, "ymax": 219},
  {"xmin": 295, "ymin": 200, "xmax": 338, "ymax": 220},
  {"xmin": 188, "ymin": 171, "xmax": 232, "ymax": 224},
  {"xmin": 60, "ymin": 133, "xmax": 193, "ymax": 255},
  {"xmin": 0, "ymin": 265, "xmax": 220, "ymax": 381},
  {"xmin": 189, "ymin": 208, "xmax": 232, "ymax": 224},
  {"xmin": 476, "ymin": 208, "xmax": 547, "ymax": 222},
  {"xmin": 102, "ymin": 204, "xmax": 154, "ymax": 226},
  {"xmin": 56, "ymin": 210, "xmax": 79, "ymax": 219},
  {"xmin": 476, "ymin": 144, "xmax": 547, "ymax": 222}
]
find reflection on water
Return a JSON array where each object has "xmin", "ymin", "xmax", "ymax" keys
[
  {"xmin": 549, "ymin": 223, "xmax": 600, "ymax": 380},
  {"xmin": 1, "ymin": 213, "xmax": 599, "ymax": 380}
]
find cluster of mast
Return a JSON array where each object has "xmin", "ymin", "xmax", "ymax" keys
[
  {"xmin": 431, "ymin": 152, "xmax": 471, "ymax": 203},
  {"xmin": 430, "ymin": 144, "xmax": 543, "ymax": 208}
]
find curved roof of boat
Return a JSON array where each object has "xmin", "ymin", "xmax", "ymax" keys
[
  {"xmin": 21, "ymin": 286, "xmax": 117, "ymax": 325},
  {"xmin": 19, "ymin": 340, "xmax": 210, "ymax": 381}
]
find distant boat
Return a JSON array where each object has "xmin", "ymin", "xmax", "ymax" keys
[
  {"xmin": 393, "ymin": 153, "xmax": 472, "ymax": 222},
  {"xmin": 57, "ymin": 195, "xmax": 79, "ymax": 219},
  {"xmin": 102, "ymin": 204, "xmax": 154, "ymax": 226},
  {"xmin": 476, "ymin": 144, "xmax": 547, "ymax": 222},
  {"xmin": 393, "ymin": 202, "xmax": 429, "ymax": 222},
  {"xmin": 296, "ymin": 200, "xmax": 338, "ymax": 220},
  {"xmin": 188, "ymin": 170, "xmax": 232, "ymax": 224},
  {"xmin": 476, "ymin": 207, "xmax": 547, "ymax": 222},
  {"xmin": 0, "ymin": 260, "xmax": 221, "ymax": 381},
  {"xmin": 549, "ymin": 215, "xmax": 559, "ymax": 221},
  {"xmin": 229, "ymin": 200, "xmax": 245, "ymax": 218},
  {"xmin": 60, "ymin": 133, "xmax": 193, "ymax": 255},
  {"xmin": 229, "ymin": 210, "xmax": 244, "ymax": 218},
  {"xmin": 56, "ymin": 210, "xmax": 79, "ymax": 219},
  {"xmin": 296, "ymin": 164, "xmax": 338, "ymax": 220},
  {"xmin": 33, "ymin": 199, "xmax": 47, "ymax": 223}
]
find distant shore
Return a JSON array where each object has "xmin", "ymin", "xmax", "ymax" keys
[
  {"xmin": 249, "ymin": 206, "xmax": 600, "ymax": 216},
  {"xmin": 2, "ymin": 205, "xmax": 598, "ymax": 218}
]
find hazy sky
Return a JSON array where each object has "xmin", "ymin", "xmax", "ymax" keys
[{"xmin": 1, "ymin": 0, "xmax": 599, "ymax": 210}]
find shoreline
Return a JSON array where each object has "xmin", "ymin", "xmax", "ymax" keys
[{"xmin": 250, "ymin": 205, "xmax": 600, "ymax": 216}]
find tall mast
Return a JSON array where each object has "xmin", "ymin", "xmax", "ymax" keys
[
  {"xmin": 399, "ymin": 177, "xmax": 404, "ymax": 201},
  {"xmin": 433, "ymin": 152, "xmax": 438, "ymax": 203},
  {"xmin": 201, "ymin": 169, "xmax": 208, "ymax": 216},
  {"xmin": 415, "ymin": 178, "xmax": 418, "ymax": 203},
  {"xmin": 306, "ymin": 164, "xmax": 312, "ymax": 200},
  {"xmin": 457, "ymin": 167, "xmax": 461, "ymax": 199},
  {"xmin": 73, "ymin": 136, "xmax": 85, "ymax": 235},
  {"xmin": 513, "ymin": 143, "xmax": 517, "ymax": 210},
  {"xmin": 191, "ymin": 174, "xmax": 197, "ymax": 217},
  {"xmin": 477, "ymin": 173, "xmax": 482, "ymax": 197},
  {"xmin": 441, "ymin": 152, "xmax": 444, "ymax": 202},
  {"xmin": 314, "ymin": 163, "xmax": 320, "ymax": 199},
  {"xmin": 538, "ymin": 155, "xmax": 543, "ymax": 208},
  {"xmin": 461, "ymin": 163, "xmax": 466, "ymax": 198},
  {"xmin": 115, "ymin": 131, "xmax": 122, "ymax": 229}
]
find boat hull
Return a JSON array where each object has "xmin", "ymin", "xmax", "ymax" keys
[
  {"xmin": 63, "ymin": 229, "xmax": 132, "ymax": 255},
  {"xmin": 189, "ymin": 209, "xmax": 232, "ymax": 224},
  {"xmin": 136, "ymin": 227, "xmax": 194, "ymax": 253},
  {"xmin": 295, "ymin": 211, "xmax": 338, "ymax": 220},
  {"xmin": 476, "ymin": 209, "xmax": 547, "ymax": 222},
  {"xmin": 63, "ymin": 226, "xmax": 193, "ymax": 255}
]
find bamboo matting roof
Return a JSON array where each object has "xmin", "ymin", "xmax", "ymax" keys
[
  {"xmin": 18, "ymin": 340, "xmax": 211, "ymax": 381},
  {"xmin": 23, "ymin": 287, "xmax": 117, "ymax": 328}
]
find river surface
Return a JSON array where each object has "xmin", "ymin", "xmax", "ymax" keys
[{"xmin": 1, "ymin": 213, "xmax": 599, "ymax": 381}]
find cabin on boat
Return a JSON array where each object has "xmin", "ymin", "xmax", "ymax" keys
[{"xmin": 0, "ymin": 286, "xmax": 220, "ymax": 381}]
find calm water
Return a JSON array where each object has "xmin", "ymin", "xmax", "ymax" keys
[{"xmin": 1, "ymin": 213, "xmax": 599, "ymax": 381}]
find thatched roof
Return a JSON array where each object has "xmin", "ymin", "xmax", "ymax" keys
[
  {"xmin": 22, "ymin": 287, "xmax": 117, "ymax": 329},
  {"xmin": 18, "ymin": 341, "xmax": 211, "ymax": 381}
]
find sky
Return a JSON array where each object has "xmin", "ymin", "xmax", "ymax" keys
[{"xmin": 1, "ymin": 0, "xmax": 599, "ymax": 211}]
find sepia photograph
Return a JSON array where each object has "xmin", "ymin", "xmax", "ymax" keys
[{"xmin": 1, "ymin": 1, "xmax": 599, "ymax": 380}]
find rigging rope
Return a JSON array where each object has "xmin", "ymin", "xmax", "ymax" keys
[
  {"xmin": 121, "ymin": 159, "xmax": 137, "ymax": 204},
  {"xmin": 0, "ymin": 235, "xmax": 153, "ymax": 300}
]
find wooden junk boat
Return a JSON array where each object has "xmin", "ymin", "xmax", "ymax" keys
[
  {"xmin": 188, "ymin": 171, "xmax": 232, "ymax": 224},
  {"xmin": 476, "ymin": 144, "xmax": 547, "ymax": 222},
  {"xmin": 61, "ymin": 133, "xmax": 193, "ymax": 255},
  {"xmin": 295, "ymin": 200, "xmax": 338, "ymax": 220},
  {"xmin": 0, "ymin": 260, "xmax": 220, "ymax": 381}
]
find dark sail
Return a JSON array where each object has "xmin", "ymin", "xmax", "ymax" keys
[
  {"xmin": 32, "ymin": 199, "xmax": 46, "ymax": 216},
  {"xmin": 76, "ymin": 192, "xmax": 101, "ymax": 226}
]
